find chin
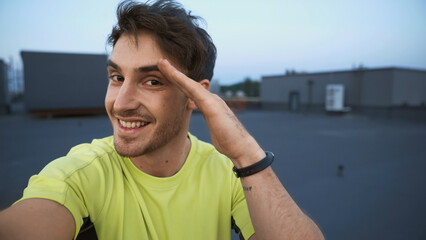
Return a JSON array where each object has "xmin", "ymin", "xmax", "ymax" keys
[
  {"xmin": 114, "ymin": 145, "xmax": 153, "ymax": 158},
  {"xmin": 113, "ymin": 135, "xmax": 148, "ymax": 157}
]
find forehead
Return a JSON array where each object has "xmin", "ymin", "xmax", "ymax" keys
[
  {"xmin": 110, "ymin": 32, "xmax": 186, "ymax": 74},
  {"xmin": 110, "ymin": 32, "xmax": 165, "ymax": 69}
]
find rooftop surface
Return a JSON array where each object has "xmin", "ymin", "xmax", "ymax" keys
[{"xmin": 1, "ymin": 110, "xmax": 425, "ymax": 239}]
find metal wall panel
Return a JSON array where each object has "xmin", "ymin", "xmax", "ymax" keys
[
  {"xmin": 21, "ymin": 51, "xmax": 108, "ymax": 111},
  {"xmin": 392, "ymin": 69, "xmax": 426, "ymax": 106},
  {"xmin": 359, "ymin": 69, "xmax": 393, "ymax": 107},
  {"xmin": 261, "ymin": 67, "xmax": 426, "ymax": 109},
  {"xmin": 0, "ymin": 60, "xmax": 9, "ymax": 114}
]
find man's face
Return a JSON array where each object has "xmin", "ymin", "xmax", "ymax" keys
[{"xmin": 105, "ymin": 32, "xmax": 190, "ymax": 157}]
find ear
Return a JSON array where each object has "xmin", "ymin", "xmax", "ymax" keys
[{"xmin": 187, "ymin": 79, "xmax": 210, "ymax": 110}]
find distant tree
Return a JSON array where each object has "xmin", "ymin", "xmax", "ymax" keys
[
  {"xmin": 285, "ymin": 69, "xmax": 307, "ymax": 75},
  {"xmin": 220, "ymin": 77, "xmax": 259, "ymax": 97}
]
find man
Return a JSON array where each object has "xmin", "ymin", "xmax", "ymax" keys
[{"xmin": 0, "ymin": 1, "xmax": 324, "ymax": 239}]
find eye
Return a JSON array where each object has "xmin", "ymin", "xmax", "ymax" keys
[
  {"xmin": 109, "ymin": 75, "xmax": 124, "ymax": 82},
  {"xmin": 146, "ymin": 79, "xmax": 162, "ymax": 86}
]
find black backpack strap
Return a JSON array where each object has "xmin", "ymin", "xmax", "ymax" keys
[
  {"xmin": 76, "ymin": 217, "xmax": 98, "ymax": 240},
  {"xmin": 231, "ymin": 216, "xmax": 245, "ymax": 240}
]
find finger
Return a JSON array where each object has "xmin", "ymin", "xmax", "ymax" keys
[{"xmin": 158, "ymin": 58, "xmax": 209, "ymax": 101}]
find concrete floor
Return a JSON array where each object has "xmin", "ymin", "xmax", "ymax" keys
[{"xmin": 1, "ymin": 110, "xmax": 425, "ymax": 239}]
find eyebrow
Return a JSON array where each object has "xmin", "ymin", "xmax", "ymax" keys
[
  {"xmin": 107, "ymin": 59, "xmax": 121, "ymax": 71},
  {"xmin": 107, "ymin": 59, "xmax": 159, "ymax": 73},
  {"xmin": 138, "ymin": 65, "xmax": 159, "ymax": 73}
]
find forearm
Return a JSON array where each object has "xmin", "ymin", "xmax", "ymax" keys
[{"xmin": 240, "ymin": 166, "xmax": 324, "ymax": 240}]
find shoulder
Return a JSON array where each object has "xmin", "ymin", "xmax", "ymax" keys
[
  {"xmin": 188, "ymin": 133, "xmax": 235, "ymax": 177},
  {"xmin": 20, "ymin": 137, "xmax": 119, "ymax": 233},
  {"xmin": 189, "ymin": 133, "xmax": 231, "ymax": 162},
  {"xmin": 39, "ymin": 136, "xmax": 118, "ymax": 180},
  {"xmin": 68, "ymin": 136, "xmax": 115, "ymax": 157}
]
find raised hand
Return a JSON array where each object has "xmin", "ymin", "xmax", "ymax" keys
[
  {"xmin": 158, "ymin": 59, "xmax": 324, "ymax": 240},
  {"xmin": 158, "ymin": 59, "xmax": 265, "ymax": 168}
]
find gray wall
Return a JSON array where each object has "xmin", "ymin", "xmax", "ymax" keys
[
  {"xmin": 392, "ymin": 69, "xmax": 426, "ymax": 106},
  {"xmin": 305, "ymin": 72, "xmax": 354, "ymax": 105},
  {"xmin": 261, "ymin": 67, "xmax": 426, "ymax": 110},
  {"xmin": 261, "ymin": 71, "xmax": 356, "ymax": 109},
  {"xmin": 359, "ymin": 69, "xmax": 393, "ymax": 107},
  {"xmin": 0, "ymin": 60, "xmax": 9, "ymax": 114},
  {"xmin": 21, "ymin": 51, "xmax": 108, "ymax": 111}
]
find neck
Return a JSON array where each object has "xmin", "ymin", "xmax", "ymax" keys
[{"xmin": 130, "ymin": 129, "xmax": 191, "ymax": 178}]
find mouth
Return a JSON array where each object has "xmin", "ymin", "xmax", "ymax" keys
[{"xmin": 118, "ymin": 119, "xmax": 151, "ymax": 129}]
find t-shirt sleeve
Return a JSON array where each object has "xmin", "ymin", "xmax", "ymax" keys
[
  {"xmin": 231, "ymin": 175, "xmax": 255, "ymax": 239},
  {"xmin": 15, "ymin": 158, "xmax": 89, "ymax": 240}
]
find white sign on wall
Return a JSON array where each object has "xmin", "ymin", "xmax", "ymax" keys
[{"xmin": 325, "ymin": 84, "xmax": 345, "ymax": 111}]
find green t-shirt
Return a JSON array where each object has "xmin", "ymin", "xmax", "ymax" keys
[{"xmin": 18, "ymin": 133, "xmax": 254, "ymax": 239}]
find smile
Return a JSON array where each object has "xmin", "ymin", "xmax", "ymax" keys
[{"xmin": 119, "ymin": 119, "xmax": 150, "ymax": 129}]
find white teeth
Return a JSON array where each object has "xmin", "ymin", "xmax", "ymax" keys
[{"xmin": 119, "ymin": 120, "xmax": 148, "ymax": 129}]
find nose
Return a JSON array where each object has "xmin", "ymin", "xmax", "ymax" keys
[{"xmin": 113, "ymin": 80, "xmax": 140, "ymax": 112}]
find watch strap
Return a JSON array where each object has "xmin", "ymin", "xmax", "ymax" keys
[{"xmin": 233, "ymin": 151, "xmax": 274, "ymax": 178}]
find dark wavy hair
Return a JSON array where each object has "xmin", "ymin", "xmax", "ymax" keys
[{"xmin": 108, "ymin": 0, "xmax": 216, "ymax": 81}]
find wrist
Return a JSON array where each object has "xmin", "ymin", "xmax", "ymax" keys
[
  {"xmin": 233, "ymin": 151, "xmax": 274, "ymax": 178},
  {"xmin": 232, "ymin": 148, "xmax": 266, "ymax": 169}
]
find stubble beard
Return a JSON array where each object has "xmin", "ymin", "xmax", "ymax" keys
[{"xmin": 112, "ymin": 108, "xmax": 186, "ymax": 158}]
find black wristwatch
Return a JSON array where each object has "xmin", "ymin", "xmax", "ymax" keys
[{"xmin": 232, "ymin": 151, "xmax": 274, "ymax": 178}]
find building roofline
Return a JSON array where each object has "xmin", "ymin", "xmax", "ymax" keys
[
  {"xmin": 20, "ymin": 50, "xmax": 107, "ymax": 57},
  {"xmin": 262, "ymin": 66, "xmax": 426, "ymax": 79}
]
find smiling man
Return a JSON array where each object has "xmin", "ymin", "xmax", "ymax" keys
[
  {"xmin": 0, "ymin": 1, "xmax": 323, "ymax": 240},
  {"xmin": 105, "ymin": 33, "xmax": 192, "ymax": 177}
]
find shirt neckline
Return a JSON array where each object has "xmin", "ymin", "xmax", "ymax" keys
[{"xmin": 123, "ymin": 133, "xmax": 197, "ymax": 189}]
